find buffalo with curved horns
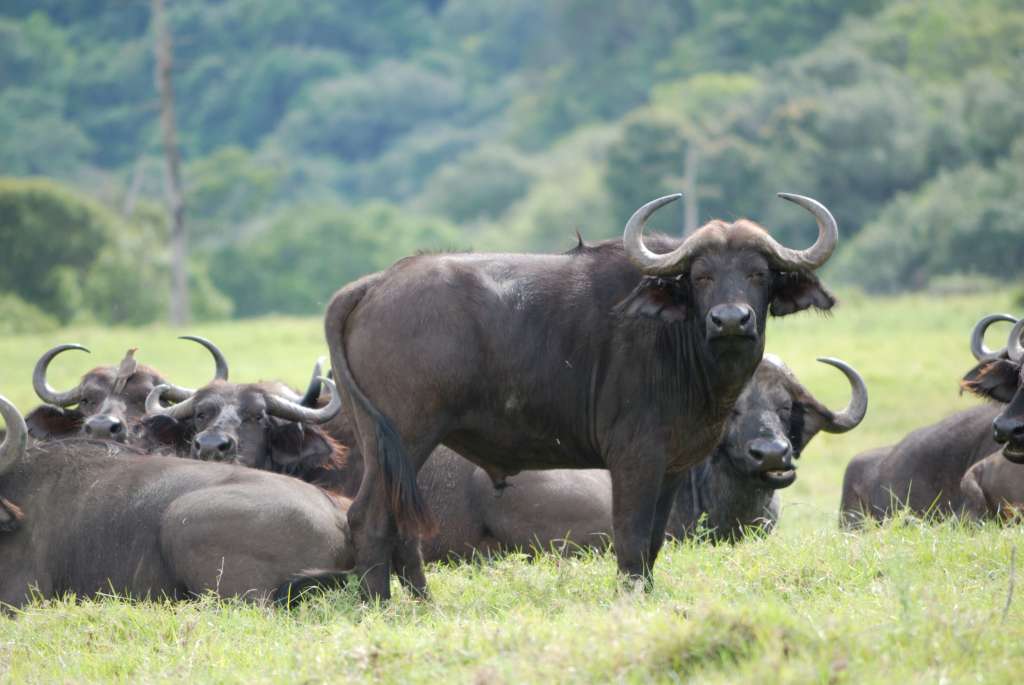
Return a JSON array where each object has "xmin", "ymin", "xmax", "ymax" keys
[
  {"xmin": 326, "ymin": 192, "xmax": 839, "ymax": 599},
  {"xmin": 0, "ymin": 382, "xmax": 353, "ymax": 611},
  {"xmin": 840, "ymin": 314, "xmax": 1017, "ymax": 527},
  {"xmin": 26, "ymin": 336, "xmax": 228, "ymax": 443}
]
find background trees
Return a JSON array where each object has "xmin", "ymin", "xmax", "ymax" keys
[{"xmin": 1, "ymin": 0, "xmax": 1020, "ymax": 322}]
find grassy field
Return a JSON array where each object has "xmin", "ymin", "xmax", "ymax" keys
[{"xmin": 2, "ymin": 290, "xmax": 1024, "ymax": 683}]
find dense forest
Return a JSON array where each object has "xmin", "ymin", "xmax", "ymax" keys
[{"xmin": 1, "ymin": 0, "xmax": 1022, "ymax": 325}]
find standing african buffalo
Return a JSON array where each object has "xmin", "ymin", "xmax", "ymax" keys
[
  {"xmin": 326, "ymin": 192, "xmax": 840, "ymax": 599},
  {"xmin": 839, "ymin": 314, "xmax": 1017, "ymax": 527},
  {"xmin": 25, "ymin": 336, "xmax": 228, "ymax": 443},
  {"xmin": 0, "ymin": 383, "xmax": 353, "ymax": 611}
]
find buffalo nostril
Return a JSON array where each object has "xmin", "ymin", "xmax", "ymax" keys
[
  {"xmin": 109, "ymin": 422, "xmax": 123, "ymax": 434},
  {"xmin": 710, "ymin": 313, "xmax": 723, "ymax": 327},
  {"xmin": 739, "ymin": 310, "xmax": 751, "ymax": 325},
  {"xmin": 84, "ymin": 424, "xmax": 93, "ymax": 435},
  {"xmin": 748, "ymin": 447, "xmax": 765, "ymax": 461},
  {"xmin": 217, "ymin": 438, "xmax": 234, "ymax": 453}
]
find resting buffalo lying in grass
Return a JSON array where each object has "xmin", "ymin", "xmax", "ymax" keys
[
  {"xmin": 0, "ymin": 384, "xmax": 351, "ymax": 611},
  {"xmin": 201, "ymin": 355, "xmax": 864, "ymax": 556},
  {"xmin": 840, "ymin": 314, "xmax": 1016, "ymax": 527},
  {"xmin": 25, "ymin": 337, "xmax": 228, "ymax": 443}
]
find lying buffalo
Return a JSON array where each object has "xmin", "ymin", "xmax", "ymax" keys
[
  {"xmin": 327, "ymin": 192, "xmax": 840, "ymax": 598},
  {"xmin": 839, "ymin": 314, "xmax": 1017, "ymax": 527},
  {"xmin": 150, "ymin": 354, "xmax": 865, "ymax": 556},
  {"xmin": 0, "ymin": 383, "xmax": 352, "ymax": 611},
  {"xmin": 26, "ymin": 336, "xmax": 228, "ymax": 443},
  {"xmin": 960, "ymin": 452, "xmax": 1024, "ymax": 521},
  {"xmin": 142, "ymin": 368, "xmax": 343, "ymax": 475}
]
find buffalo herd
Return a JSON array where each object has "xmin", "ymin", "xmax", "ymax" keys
[{"xmin": 1, "ymin": 193, "xmax": 1021, "ymax": 609}]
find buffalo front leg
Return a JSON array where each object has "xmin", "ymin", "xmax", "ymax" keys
[
  {"xmin": 609, "ymin": 457, "xmax": 666, "ymax": 590},
  {"xmin": 648, "ymin": 473, "xmax": 684, "ymax": 564}
]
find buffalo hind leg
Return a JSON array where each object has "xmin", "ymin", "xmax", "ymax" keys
[
  {"xmin": 348, "ymin": 406, "xmax": 438, "ymax": 601},
  {"xmin": 609, "ymin": 458, "xmax": 666, "ymax": 591}
]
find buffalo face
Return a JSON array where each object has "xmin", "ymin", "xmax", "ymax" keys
[
  {"xmin": 143, "ymin": 376, "xmax": 342, "ymax": 472},
  {"xmin": 619, "ymin": 194, "xmax": 839, "ymax": 369},
  {"xmin": 962, "ymin": 317, "xmax": 1024, "ymax": 464},
  {"xmin": 25, "ymin": 337, "xmax": 228, "ymax": 444},
  {"xmin": 718, "ymin": 356, "xmax": 868, "ymax": 490}
]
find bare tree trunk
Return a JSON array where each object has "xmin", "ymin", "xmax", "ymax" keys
[
  {"xmin": 683, "ymin": 142, "xmax": 699, "ymax": 235},
  {"xmin": 152, "ymin": 0, "xmax": 189, "ymax": 325}
]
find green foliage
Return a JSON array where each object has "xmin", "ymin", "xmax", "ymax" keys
[
  {"xmin": 0, "ymin": 177, "xmax": 116, "ymax": 322},
  {"xmin": 0, "ymin": 292, "xmax": 59, "ymax": 334},
  {"xmin": 0, "ymin": 0, "xmax": 1021, "ymax": 315},
  {"xmin": 419, "ymin": 145, "xmax": 534, "ymax": 223},
  {"xmin": 212, "ymin": 201, "xmax": 460, "ymax": 317},
  {"xmin": 830, "ymin": 139, "xmax": 1024, "ymax": 293}
]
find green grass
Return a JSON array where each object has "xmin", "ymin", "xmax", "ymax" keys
[{"xmin": 2, "ymin": 290, "xmax": 1023, "ymax": 683}]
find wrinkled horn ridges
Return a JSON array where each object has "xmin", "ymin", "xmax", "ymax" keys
[
  {"xmin": 161, "ymin": 336, "xmax": 230, "ymax": 402},
  {"xmin": 32, "ymin": 344, "xmax": 90, "ymax": 407},
  {"xmin": 265, "ymin": 377, "xmax": 341, "ymax": 425},
  {"xmin": 621, "ymin": 193, "xmax": 686, "ymax": 275},
  {"xmin": 970, "ymin": 313, "xmax": 1017, "ymax": 361},
  {"xmin": 770, "ymin": 193, "xmax": 839, "ymax": 271},
  {"xmin": 816, "ymin": 357, "xmax": 868, "ymax": 433},
  {"xmin": 0, "ymin": 392, "xmax": 27, "ymax": 478}
]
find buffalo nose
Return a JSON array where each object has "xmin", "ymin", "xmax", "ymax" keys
[
  {"xmin": 993, "ymin": 415, "xmax": 1024, "ymax": 444},
  {"xmin": 192, "ymin": 434, "xmax": 236, "ymax": 461},
  {"xmin": 748, "ymin": 438, "xmax": 792, "ymax": 468},
  {"xmin": 84, "ymin": 415, "xmax": 125, "ymax": 439},
  {"xmin": 707, "ymin": 304, "xmax": 755, "ymax": 338}
]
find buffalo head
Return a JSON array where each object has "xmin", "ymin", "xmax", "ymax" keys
[
  {"xmin": 142, "ymin": 364, "xmax": 342, "ymax": 472},
  {"xmin": 618, "ymin": 193, "xmax": 837, "ymax": 371},
  {"xmin": 962, "ymin": 316, "xmax": 1024, "ymax": 464},
  {"xmin": 26, "ymin": 336, "xmax": 228, "ymax": 443},
  {"xmin": 716, "ymin": 355, "xmax": 868, "ymax": 488}
]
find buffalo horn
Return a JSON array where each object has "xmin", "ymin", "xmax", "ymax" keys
[
  {"xmin": 1008, "ymin": 318, "xmax": 1024, "ymax": 364},
  {"xmin": 969, "ymin": 313, "xmax": 1017, "ymax": 361},
  {"xmin": 160, "ymin": 335, "xmax": 230, "ymax": 402},
  {"xmin": 265, "ymin": 377, "xmax": 341, "ymax": 425},
  {"xmin": 0, "ymin": 392, "xmax": 27, "ymax": 479},
  {"xmin": 817, "ymin": 357, "xmax": 868, "ymax": 433},
  {"xmin": 32, "ymin": 344, "xmax": 90, "ymax": 407},
  {"xmin": 145, "ymin": 384, "xmax": 195, "ymax": 420}
]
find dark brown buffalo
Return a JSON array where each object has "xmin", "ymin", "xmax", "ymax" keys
[
  {"xmin": 667, "ymin": 355, "xmax": 867, "ymax": 541},
  {"xmin": 325, "ymin": 193, "xmax": 840, "ymax": 599},
  {"xmin": 141, "ymin": 368, "xmax": 344, "ymax": 477},
  {"xmin": 25, "ymin": 336, "xmax": 228, "ymax": 443},
  {"xmin": 0, "ymin": 384, "xmax": 352, "ymax": 611},
  {"xmin": 839, "ymin": 314, "xmax": 1018, "ymax": 527},
  {"xmin": 962, "ymin": 317, "xmax": 1024, "ymax": 464}
]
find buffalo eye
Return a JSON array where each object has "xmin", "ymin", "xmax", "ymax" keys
[
  {"xmin": 693, "ymin": 274, "xmax": 714, "ymax": 287},
  {"xmin": 79, "ymin": 398, "xmax": 91, "ymax": 407},
  {"xmin": 748, "ymin": 271, "xmax": 767, "ymax": 283},
  {"xmin": 195, "ymin": 411, "xmax": 206, "ymax": 422}
]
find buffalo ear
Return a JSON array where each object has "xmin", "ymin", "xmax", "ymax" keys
[
  {"xmin": 140, "ymin": 414, "xmax": 190, "ymax": 452},
  {"xmin": 615, "ymin": 277, "xmax": 689, "ymax": 324},
  {"xmin": 269, "ymin": 422, "xmax": 335, "ymax": 471},
  {"xmin": 961, "ymin": 359, "xmax": 1020, "ymax": 404},
  {"xmin": 25, "ymin": 405, "xmax": 83, "ymax": 440},
  {"xmin": 770, "ymin": 271, "xmax": 836, "ymax": 316}
]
